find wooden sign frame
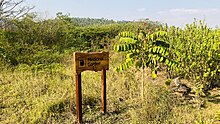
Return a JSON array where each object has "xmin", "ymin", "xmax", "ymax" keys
[
  {"xmin": 74, "ymin": 52, "xmax": 109, "ymax": 74},
  {"xmin": 73, "ymin": 52, "xmax": 109, "ymax": 123}
]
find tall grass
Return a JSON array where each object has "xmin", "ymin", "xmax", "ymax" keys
[{"xmin": 1, "ymin": 52, "xmax": 219, "ymax": 123}]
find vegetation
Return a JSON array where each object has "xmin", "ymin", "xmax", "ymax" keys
[
  {"xmin": 161, "ymin": 21, "xmax": 220, "ymax": 95},
  {"xmin": 0, "ymin": 6, "xmax": 219, "ymax": 123}
]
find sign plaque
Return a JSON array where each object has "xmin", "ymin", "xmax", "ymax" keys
[{"xmin": 74, "ymin": 52, "xmax": 109, "ymax": 73}]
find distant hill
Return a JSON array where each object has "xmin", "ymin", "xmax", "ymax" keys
[
  {"xmin": 71, "ymin": 17, "xmax": 133, "ymax": 26},
  {"xmin": 72, "ymin": 17, "xmax": 116, "ymax": 26}
]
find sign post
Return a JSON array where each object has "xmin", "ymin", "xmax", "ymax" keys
[
  {"xmin": 73, "ymin": 52, "xmax": 109, "ymax": 123},
  {"xmin": 101, "ymin": 69, "xmax": 106, "ymax": 112},
  {"xmin": 75, "ymin": 73, "xmax": 82, "ymax": 123}
]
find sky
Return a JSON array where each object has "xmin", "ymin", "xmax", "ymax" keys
[{"xmin": 25, "ymin": 0, "xmax": 220, "ymax": 28}]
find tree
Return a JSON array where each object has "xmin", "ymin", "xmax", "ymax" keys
[
  {"xmin": 0, "ymin": 0, "xmax": 34, "ymax": 28},
  {"xmin": 0, "ymin": 0, "xmax": 33, "ymax": 65},
  {"xmin": 114, "ymin": 24, "xmax": 178, "ymax": 99}
]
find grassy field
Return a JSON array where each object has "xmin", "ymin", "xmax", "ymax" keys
[{"xmin": 1, "ymin": 52, "xmax": 220, "ymax": 124}]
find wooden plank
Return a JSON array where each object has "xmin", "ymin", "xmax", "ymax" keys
[
  {"xmin": 101, "ymin": 69, "xmax": 107, "ymax": 113},
  {"xmin": 73, "ymin": 52, "xmax": 109, "ymax": 73},
  {"xmin": 75, "ymin": 73, "xmax": 82, "ymax": 123}
]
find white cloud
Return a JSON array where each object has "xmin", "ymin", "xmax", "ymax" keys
[
  {"xmin": 157, "ymin": 8, "xmax": 220, "ymax": 15},
  {"xmin": 157, "ymin": 11, "xmax": 167, "ymax": 14},
  {"xmin": 154, "ymin": 8, "xmax": 220, "ymax": 28},
  {"xmin": 170, "ymin": 8, "xmax": 199, "ymax": 14},
  {"xmin": 205, "ymin": 8, "xmax": 220, "ymax": 14},
  {"xmin": 137, "ymin": 8, "xmax": 146, "ymax": 12}
]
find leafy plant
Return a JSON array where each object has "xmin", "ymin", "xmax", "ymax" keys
[
  {"xmin": 114, "ymin": 30, "xmax": 178, "ymax": 76},
  {"xmin": 114, "ymin": 27, "xmax": 178, "ymax": 99}
]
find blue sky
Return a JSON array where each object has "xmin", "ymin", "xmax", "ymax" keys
[{"xmin": 25, "ymin": 0, "xmax": 220, "ymax": 28}]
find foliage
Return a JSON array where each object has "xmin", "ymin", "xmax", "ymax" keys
[
  {"xmin": 114, "ymin": 27, "xmax": 178, "ymax": 78},
  {"xmin": 0, "ymin": 13, "xmax": 143, "ymax": 67},
  {"xmin": 160, "ymin": 21, "xmax": 220, "ymax": 94},
  {"xmin": 0, "ymin": 45, "xmax": 18, "ymax": 65}
]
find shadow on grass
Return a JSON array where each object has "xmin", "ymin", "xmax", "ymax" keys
[
  {"xmin": 82, "ymin": 100, "xmax": 135, "ymax": 123},
  {"xmin": 85, "ymin": 106, "xmax": 128, "ymax": 123},
  {"xmin": 207, "ymin": 94, "xmax": 220, "ymax": 104},
  {"xmin": 208, "ymin": 94, "xmax": 220, "ymax": 99}
]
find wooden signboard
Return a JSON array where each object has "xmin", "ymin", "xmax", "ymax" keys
[
  {"xmin": 73, "ymin": 52, "xmax": 109, "ymax": 73},
  {"xmin": 73, "ymin": 52, "xmax": 109, "ymax": 123}
]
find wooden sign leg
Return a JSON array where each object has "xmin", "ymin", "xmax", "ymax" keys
[
  {"xmin": 76, "ymin": 73, "xmax": 82, "ymax": 123},
  {"xmin": 101, "ymin": 69, "xmax": 107, "ymax": 113}
]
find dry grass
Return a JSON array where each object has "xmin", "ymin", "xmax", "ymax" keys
[{"xmin": 1, "ymin": 52, "xmax": 220, "ymax": 124}]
